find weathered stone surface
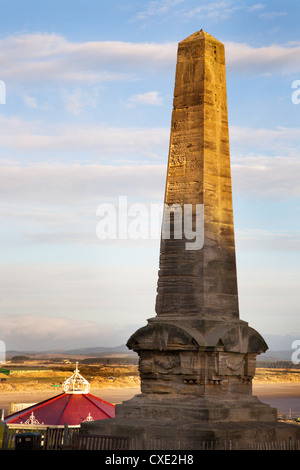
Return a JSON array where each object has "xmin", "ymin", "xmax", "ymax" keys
[
  {"xmin": 124, "ymin": 30, "xmax": 269, "ymax": 406},
  {"xmin": 155, "ymin": 30, "xmax": 238, "ymax": 320},
  {"xmin": 82, "ymin": 417, "xmax": 300, "ymax": 450},
  {"xmin": 82, "ymin": 30, "xmax": 300, "ymax": 448},
  {"xmin": 127, "ymin": 320, "xmax": 268, "ymax": 397}
]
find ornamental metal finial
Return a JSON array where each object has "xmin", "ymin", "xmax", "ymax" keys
[{"xmin": 62, "ymin": 362, "xmax": 90, "ymax": 394}]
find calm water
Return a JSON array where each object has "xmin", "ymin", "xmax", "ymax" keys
[
  {"xmin": 1, "ymin": 384, "xmax": 300, "ymax": 419},
  {"xmin": 254, "ymin": 383, "xmax": 300, "ymax": 418}
]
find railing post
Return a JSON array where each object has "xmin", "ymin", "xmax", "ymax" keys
[
  {"xmin": 1, "ymin": 423, "xmax": 8, "ymax": 450},
  {"xmin": 63, "ymin": 423, "xmax": 69, "ymax": 446}
]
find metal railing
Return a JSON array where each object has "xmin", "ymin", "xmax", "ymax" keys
[
  {"xmin": 2, "ymin": 424, "xmax": 300, "ymax": 450},
  {"xmin": 1, "ymin": 423, "xmax": 79, "ymax": 450}
]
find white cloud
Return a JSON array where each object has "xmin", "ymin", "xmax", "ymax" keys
[
  {"xmin": 231, "ymin": 154, "xmax": 300, "ymax": 199},
  {"xmin": 178, "ymin": 1, "xmax": 285, "ymax": 23},
  {"xmin": 0, "ymin": 314, "xmax": 136, "ymax": 350},
  {"xmin": 61, "ymin": 88, "xmax": 99, "ymax": 115},
  {"xmin": 23, "ymin": 95, "xmax": 38, "ymax": 109},
  {"xmin": 0, "ymin": 162, "xmax": 165, "ymax": 204},
  {"xmin": 0, "ymin": 31, "xmax": 299, "ymax": 91},
  {"xmin": 1, "ymin": 114, "xmax": 300, "ymax": 163},
  {"xmin": 259, "ymin": 11, "xmax": 287, "ymax": 20},
  {"xmin": 0, "ymin": 262, "xmax": 156, "ymax": 349},
  {"xmin": 248, "ymin": 4, "xmax": 265, "ymax": 12},
  {"xmin": 134, "ymin": 0, "xmax": 184, "ymax": 20},
  {"xmin": 0, "ymin": 115, "xmax": 169, "ymax": 159},
  {"xmin": 134, "ymin": 0, "xmax": 269, "ymax": 23},
  {"xmin": 237, "ymin": 263, "xmax": 300, "ymax": 336},
  {"xmin": 236, "ymin": 228, "xmax": 300, "ymax": 251},
  {"xmin": 182, "ymin": 1, "xmax": 243, "ymax": 21},
  {"xmin": 129, "ymin": 91, "xmax": 163, "ymax": 106},
  {"xmin": 0, "ymin": 118, "xmax": 300, "ymax": 205},
  {"xmin": 22, "ymin": 95, "xmax": 52, "ymax": 111},
  {"xmin": 230, "ymin": 125, "xmax": 300, "ymax": 157},
  {"xmin": 0, "ymin": 152, "xmax": 299, "ymax": 216},
  {"xmin": 225, "ymin": 41, "xmax": 300, "ymax": 75},
  {"xmin": 0, "ymin": 33, "xmax": 177, "ymax": 85}
]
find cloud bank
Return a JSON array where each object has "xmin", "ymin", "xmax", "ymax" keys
[{"xmin": 0, "ymin": 32, "xmax": 300, "ymax": 88}]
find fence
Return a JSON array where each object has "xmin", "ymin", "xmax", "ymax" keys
[
  {"xmin": 278, "ymin": 410, "xmax": 300, "ymax": 420},
  {"xmin": 2, "ymin": 424, "xmax": 300, "ymax": 450},
  {"xmin": 71, "ymin": 433, "xmax": 130, "ymax": 450},
  {"xmin": 124, "ymin": 437, "xmax": 300, "ymax": 451},
  {"xmin": 1, "ymin": 423, "xmax": 79, "ymax": 450}
]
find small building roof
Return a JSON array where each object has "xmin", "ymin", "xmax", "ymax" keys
[{"xmin": 3, "ymin": 363, "xmax": 115, "ymax": 427}]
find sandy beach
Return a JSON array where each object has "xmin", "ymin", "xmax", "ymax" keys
[
  {"xmin": 0, "ymin": 387, "xmax": 141, "ymax": 415},
  {"xmin": 253, "ymin": 383, "xmax": 300, "ymax": 417},
  {"xmin": 253, "ymin": 383, "xmax": 300, "ymax": 398},
  {"xmin": 1, "ymin": 383, "xmax": 300, "ymax": 418}
]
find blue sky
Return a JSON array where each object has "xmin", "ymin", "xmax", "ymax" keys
[{"xmin": 0, "ymin": 0, "xmax": 300, "ymax": 351}]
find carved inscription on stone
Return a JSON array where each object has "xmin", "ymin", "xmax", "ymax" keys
[{"xmin": 168, "ymin": 155, "xmax": 186, "ymax": 176}]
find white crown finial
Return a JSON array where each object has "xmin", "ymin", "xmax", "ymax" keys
[{"xmin": 62, "ymin": 362, "xmax": 90, "ymax": 394}]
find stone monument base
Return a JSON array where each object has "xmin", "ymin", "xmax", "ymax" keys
[
  {"xmin": 81, "ymin": 419, "xmax": 300, "ymax": 450},
  {"xmin": 80, "ymin": 394, "xmax": 300, "ymax": 449},
  {"xmin": 115, "ymin": 393, "xmax": 277, "ymax": 422}
]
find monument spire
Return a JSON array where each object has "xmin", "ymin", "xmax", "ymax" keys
[{"xmin": 156, "ymin": 29, "xmax": 239, "ymax": 321}]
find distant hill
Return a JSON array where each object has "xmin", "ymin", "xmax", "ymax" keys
[
  {"xmin": 257, "ymin": 350, "xmax": 293, "ymax": 362},
  {"xmin": 5, "ymin": 334, "xmax": 300, "ymax": 362},
  {"xmin": 257, "ymin": 334, "xmax": 300, "ymax": 362},
  {"xmin": 64, "ymin": 344, "xmax": 136, "ymax": 356},
  {"xmin": 263, "ymin": 334, "xmax": 300, "ymax": 351},
  {"xmin": 6, "ymin": 344, "xmax": 136, "ymax": 358}
]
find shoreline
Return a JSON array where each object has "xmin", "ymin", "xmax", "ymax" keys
[
  {"xmin": 0, "ymin": 386, "xmax": 141, "ymax": 414},
  {"xmin": 0, "ymin": 382, "xmax": 299, "ymax": 408},
  {"xmin": 253, "ymin": 382, "xmax": 300, "ymax": 398}
]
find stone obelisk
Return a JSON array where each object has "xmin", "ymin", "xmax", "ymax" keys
[
  {"xmin": 155, "ymin": 29, "xmax": 239, "ymax": 323},
  {"xmin": 82, "ymin": 30, "xmax": 300, "ymax": 448},
  {"xmin": 123, "ymin": 29, "xmax": 272, "ymax": 409}
]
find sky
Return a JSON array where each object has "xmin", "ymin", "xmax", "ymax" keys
[{"xmin": 0, "ymin": 0, "xmax": 300, "ymax": 352}]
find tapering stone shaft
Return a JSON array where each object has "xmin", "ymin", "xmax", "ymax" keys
[
  {"xmin": 155, "ymin": 30, "xmax": 239, "ymax": 320},
  {"xmin": 81, "ymin": 32, "xmax": 293, "ymax": 446}
]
